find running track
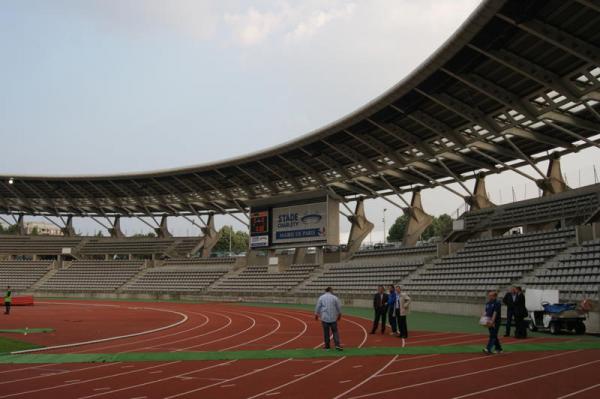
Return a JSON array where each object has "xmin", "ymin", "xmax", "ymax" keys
[{"xmin": 0, "ymin": 300, "xmax": 599, "ymax": 398}]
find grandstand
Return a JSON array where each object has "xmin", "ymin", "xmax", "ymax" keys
[{"xmin": 37, "ymin": 260, "xmax": 145, "ymax": 293}]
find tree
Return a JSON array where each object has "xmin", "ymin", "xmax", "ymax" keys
[
  {"xmin": 132, "ymin": 232, "xmax": 156, "ymax": 238},
  {"xmin": 214, "ymin": 226, "xmax": 249, "ymax": 254},
  {"xmin": 387, "ymin": 213, "xmax": 454, "ymax": 242},
  {"xmin": 387, "ymin": 214, "xmax": 408, "ymax": 242}
]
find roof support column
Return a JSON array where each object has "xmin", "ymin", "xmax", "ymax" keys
[
  {"xmin": 403, "ymin": 190, "xmax": 433, "ymax": 247},
  {"xmin": 466, "ymin": 174, "xmax": 495, "ymax": 211},
  {"xmin": 109, "ymin": 215, "xmax": 125, "ymax": 238},
  {"xmin": 61, "ymin": 216, "xmax": 76, "ymax": 237},
  {"xmin": 345, "ymin": 199, "xmax": 374, "ymax": 259},
  {"xmin": 537, "ymin": 154, "xmax": 569, "ymax": 196},
  {"xmin": 15, "ymin": 214, "xmax": 26, "ymax": 235},
  {"xmin": 199, "ymin": 214, "xmax": 219, "ymax": 258},
  {"xmin": 154, "ymin": 215, "xmax": 172, "ymax": 238}
]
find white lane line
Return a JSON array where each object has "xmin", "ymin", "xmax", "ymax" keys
[
  {"xmin": 245, "ymin": 312, "xmax": 371, "ymax": 399},
  {"xmin": 377, "ymin": 354, "xmax": 498, "ymax": 377},
  {"xmin": 163, "ymin": 359, "xmax": 292, "ymax": 399},
  {"xmin": 76, "ymin": 361, "xmax": 237, "ymax": 399},
  {"xmin": 332, "ymin": 355, "xmax": 398, "ymax": 399},
  {"xmin": 264, "ymin": 392, "xmax": 281, "ymax": 396},
  {"xmin": 0, "ymin": 362, "xmax": 117, "ymax": 386},
  {"xmin": 11, "ymin": 306, "xmax": 189, "ymax": 354},
  {"xmin": 451, "ymin": 359, "xmax": 600, "ymax": 399},
  {"xmin": 75, "ymin": 310, "xmax": 211, "ymax": 353},
  {"xmin": 339, "ymin": 380, "xmax": 352, "ymax": 384},
  {"xmin": 346, "ymin": 350, "xmax": 582, "ymax": 399},
  {"xmin": 220, "ymin": 312, "xmax": 281, "ymax": 351},
  {"xmin": 558, "ymin": 382, "xmax": 600, "ymax": 399},
  {"xmin": 93, "ymin": 387, "xmax": 111, "ymax": 391},
  {"xmin": 220, "ymin": 384, "xmax": 236, "ymax": 388},
  {"xmin": 391, "ymin": 354, "xmax": 439, "ymax": 363},
  {"xmin": 65, "ymin": 379, "xmax": 81, "ymax": 383},
  {"xmin": 246, "ymin": 357, "xmax": 346, "ymax": 399},
  {"xmin": 75, "ymin": 308, "xmax": 309, "ymax": 399},
  {"xmin": 0, "ymin": 362, "xmax": 178, "ymax": 398},
  {"xmin": 133, "ymin": 310, "xmax": 232, "ymax": 352}
]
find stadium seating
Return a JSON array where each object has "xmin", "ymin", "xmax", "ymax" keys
[
  {"xmin": 460, "ymin": 184, "xmax": 600, "ymax": 233},
  {"xmin": 402, "ymin": 228, "xmax": 576, "ymax": 299},
  {"xmin": 353, "ymin": 244, "xmax": 437, "ymax": 258},
  {"xmin": 299, "ymin": 257, "xmax": 425, "ymax": 295},
  {"xmin": 523, "ymin": 238, "xmax": 600, "ymax": 301},
  {"xmin": 209, "ymin": 264, "xmax": 320, "ymax": 293},
  {"xmin": 37, "ymin": 260, "xmax": 144, "ymax": 292},
  {"xmin": 124, "ymin": 265, "xmax": 230, "ymax": 293},
  {"xmin": 78, "ymin": 238, "xmax": 176, "ymax": 257},
  {"xmin": 0, "ymin": 236, "xmax": 82, "ymax": 256},
  {"xmin": 0, "ymin": 260, "xmax": 52, "ymax": 291}
]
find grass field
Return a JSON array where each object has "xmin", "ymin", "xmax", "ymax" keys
[{"xmin": 0, "ymin": 336, "xmax": 41, "ymax": 354}]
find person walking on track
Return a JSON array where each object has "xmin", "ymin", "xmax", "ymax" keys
[
  {"xmin": 315, "ymin": 287, "xmax": 343, "ymax": 351},
  {"xmin": 371, "ymin": 285, "xmax": 389, "ymax": 334},
  {"xmin": 483, "ymin": 290, "xmax": 503, "ymax": 354},
  {"xmin": 4, "ymin": 286, "xmax": 11, "ymax": 315}
]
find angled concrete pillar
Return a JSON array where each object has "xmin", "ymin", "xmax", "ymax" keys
[
  {"xmin": 292, "ymin": 247, "xmax": 307, "ymax": 265},
  {"xmin": 200, "ymin": 214, "xmax": 219, "ymax": 258},
  {"xmin": 109, "ymin": 215, "xmax": 125, "ymax": 238},
  {"xmin": 466, "ymin": 174, "xmax": 494, "ymax": 211},
  {"xmin": 345, "ymin": 199, "xmax": 374, "ymax": 258},
  {"xmin": 15, "ymin": 215, "xmax": 26, "ymax": 235},
  {"xmin": 61, "ymin": 216, "xmax": 77, "ymax": 237},
  {"xmin": 154, "ymin": 215, "xmax": 172, "ymax": 238},
  {"xmin": 537, "ymin": 155, "xmax": 569, "ymax": 196},
  {"xmin": 402, "ymin": 190, "xmax": 433, "ymax": 247}
]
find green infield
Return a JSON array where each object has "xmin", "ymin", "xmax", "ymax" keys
[
  {"xmin": 2, "ymin": 341, "xmax": 600, "ymax": 364},
  {"xmin": 0, "ymin": 328, "xmax": 54, "ymax": 334},
  {"xmin": 0, "ymin": 336, "xmax": 42, "ymax": 355}
]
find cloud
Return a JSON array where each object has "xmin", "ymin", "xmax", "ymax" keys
[
  {"xmin": 285, "ymin": 3, "xmax": 355, "ymax": 42},
  {"xmin": 223, "ymin": 1, "xmax": 356, "ymax": 47},
  {"xmin": 223, "ymin": 7, "xmax": 285, "ymax": 46}
]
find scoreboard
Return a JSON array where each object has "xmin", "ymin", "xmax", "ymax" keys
[{"xmin": 248, "ymin": 192, "xmax": 339, "ymax": 249}]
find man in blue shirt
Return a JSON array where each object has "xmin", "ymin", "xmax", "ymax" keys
[
  {"xmin": 387, "ymin": 284, "xmax": 397, "ymax": 335},
  {"xmin": 483, "ymin": 290, "xmax": 503, "ymax": 354},
  {"xmin": 315, "ymin": 287, "xmax": 343, "ymax": 351}
]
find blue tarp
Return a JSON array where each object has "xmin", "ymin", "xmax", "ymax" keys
[{"xmin": 543, "ymin": 303, "xmax": 576, "ymax": 314}]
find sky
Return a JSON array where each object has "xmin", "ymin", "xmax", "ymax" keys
[{"xmin": 1, "ymin": 0, "xmax": 599, "ymax": 240}]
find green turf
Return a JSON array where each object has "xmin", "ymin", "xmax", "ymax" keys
[
  {"xmin": 0, "ymin": 328, "xmax": 54, "ymax": 334},
  {"xmin": 2, "ymin": 341, "xmax": 600, "ymax": 364},
  {"xmin": 0, "ymin": 337, "xmax": 41, "ymax": 355},
  {"xmin": 238, "ymin": 302, "xmax": 560, "ymax": 337}
]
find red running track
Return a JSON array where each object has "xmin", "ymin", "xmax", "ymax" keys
[{"xmin": 0, "ymin": 299, "xmax": 599, "ymax": 399}]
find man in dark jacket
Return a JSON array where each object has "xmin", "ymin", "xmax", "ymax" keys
[
  {"xmin": 371, "ymin": 285, "xmax": 389, "ymax": 334},
  {"xmin": 502, "ymin": 287, "xmax": 517, "ymax": 337},
  {"xmin": 513, "ymin": 286, "xmax": 527, "ymax": 339}
]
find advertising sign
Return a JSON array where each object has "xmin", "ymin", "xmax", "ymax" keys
[{"xmin": 272, "ymin": 201, "xmax": 328, "ymax": 245}]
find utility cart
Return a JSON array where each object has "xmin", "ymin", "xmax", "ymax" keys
[{"xmin": 526, "ymin": 289, "xmax": 588, "ymax": 335}]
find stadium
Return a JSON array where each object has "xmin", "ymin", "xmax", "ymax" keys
[{"xmin": 1, "ymin": 0, "xmax": 600, "ymax": 397}]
